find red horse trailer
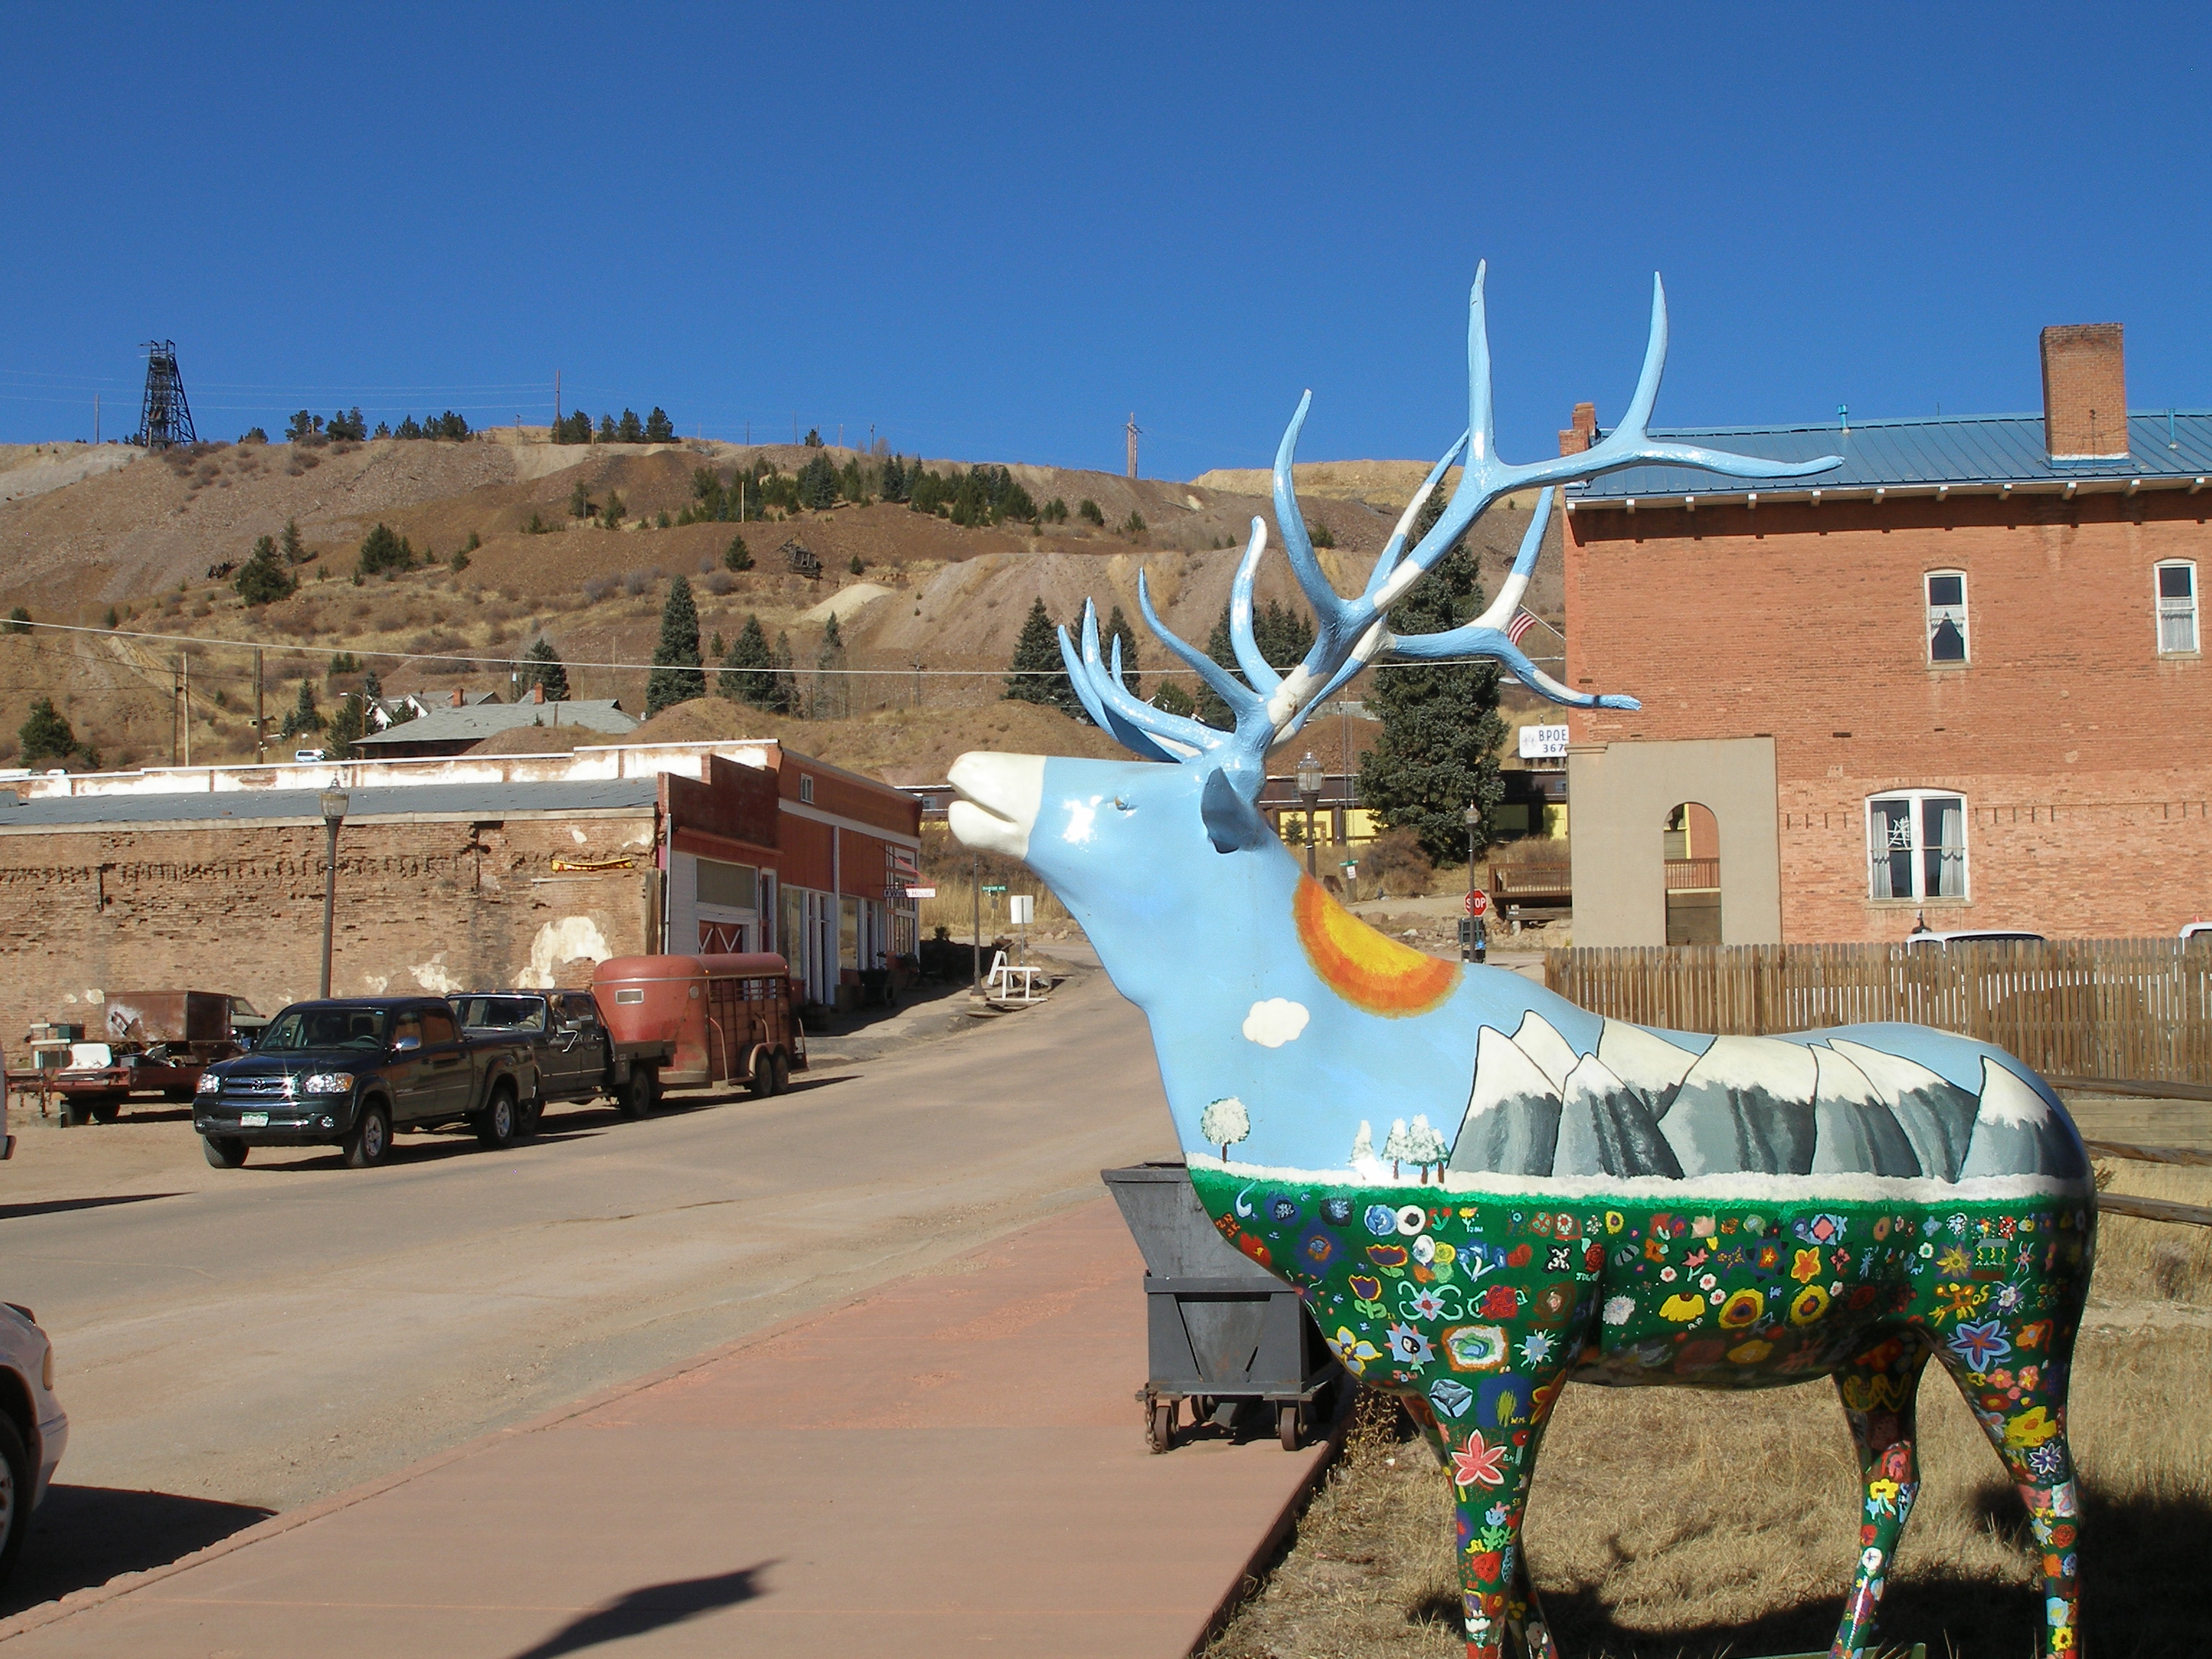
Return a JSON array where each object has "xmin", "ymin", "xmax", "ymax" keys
[{"xmin": 590, "ymin": 953, "xmax": 806, "ymax": 1109}]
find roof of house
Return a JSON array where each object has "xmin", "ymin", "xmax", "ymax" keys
[
  {"xmin": 1565, "ymin": 409, "xmax": 2212, "ymax": 506},
  {"xmin": 352, "ymin": 698, "xmax": 637, "ymax": 750},
  {"xmin": 0, "ymin": 778, "xmax": 658, "ymax": 832}
]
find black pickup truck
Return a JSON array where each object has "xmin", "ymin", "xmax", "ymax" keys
[
  {"xmin": 449, "ymin": 990, "xmax": 637, "ymax": 1128},
  {"xmin": 192, "ymin": 997, "xmax": 541, "ymax": 1169}
]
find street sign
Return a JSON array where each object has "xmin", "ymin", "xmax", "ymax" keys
[
  {"xmin": 981, "ymin": 884, "xmax": 1007, "ymax": 893},
  {"xmin": 1518, "ymin": 724, "xmax": 1570, "ymax": 760},
  {"xmin": 1009, "ymin": 895, "xmax": 1035, "ymax": 925},
  {"xmin": 906, "ymin": 885, "xmax": 938, "ymax": 899},
  {"xmin": 1465, "ymin": 889, "xmax": 1490, "ymax": 917}
]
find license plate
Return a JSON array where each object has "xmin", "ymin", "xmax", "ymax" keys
[{"xmin": 239, "ymin": 1112, "xmax": 269, "ymax": 1128}]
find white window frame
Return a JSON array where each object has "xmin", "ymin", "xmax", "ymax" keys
[
  {"xmin": 1925, "ymin": 570, "xmax": 1969, "ymax": 665},
  {"xmin": 1866, "ymin": 789, "xmax": 1970, "ymax": 903},
  {"xmin": 799, "ymin": 773, "xmax": 816, "ymax": 804},
  {"xmin": 2157, "ymin": 559, "xmax": 2199, "ymax": 655}
]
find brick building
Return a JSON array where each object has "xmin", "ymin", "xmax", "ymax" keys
[
  {"xmin": 1557, "ymin": 325, "xmax": 2209, "ymax": 944},
  {"xmin": 0, "ymin": 740, "xmax": 919, "ymax": 1048}
]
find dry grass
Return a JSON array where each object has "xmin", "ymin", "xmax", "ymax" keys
[{"xmin": 1208, "ymin": 1167, "xmax": 2212, "ymax": 1659}]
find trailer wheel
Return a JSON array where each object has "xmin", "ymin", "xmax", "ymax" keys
[
  {"xmin": 56, "ymin": 1099, "xmax": 87, "ymax": 1128},
  {"xmin": 770, "ymin": 1051, "xmax": 790, "ymax": 1094},
  {"xmin": 90, "ymin": 1100, "xmax": 123, "ymax": 1125},
  {"xmin": 748, "ymin": 1052, "xmax": 774, "ymax": 1100},
  {"xmin": 616, "ymin": 1065, "xmax": 657, "ymax": 1121},
  {"xmin": 1146, "ymin": 1395, "xmax": 1175, "ymax": 1454},
  {"xmin": 1278, "ymin": 1401, "xmax": 1303, "ymax": 1452},
  {"xmin": 202, "ymin": 1135, "xmax": 248, "ymax": 1169}
]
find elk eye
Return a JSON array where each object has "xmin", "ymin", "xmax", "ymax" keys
[{"xmin": 1112, "ymin": 796, "xmax": 1132, "ymax": 812}]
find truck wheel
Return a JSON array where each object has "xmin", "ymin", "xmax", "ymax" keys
[
  {"xmin": 518, "ymin": 1094, "xmax": 544, "ymax": 1138},
  {"xmin": 748, "ymin": 1053, "xmax": 774, "ymax": 1100},
  {"xmin": 473, "ymin": 1084, "xmax": 519, "ymax": 1150},
  {"xmin": 0, "ymin": 1413, "xmax": 30, "ymax": 1589},
  {"xmin": 56, "ymin": 1099, "xmax": 87, "ymax": 1128},
  {"xmin": 770, "ymin": 1051, "xmax": 790, "ymax": 1095},
  {"xmin": 616, "ymin": 1065, "xmax": 656, "ymax": 1121},
  {"xmin": 202, "ymin": 1135, "xmax": 248, "ymax": 1169},
  {"xmin": 343, "ymin": 1101, "xmax": 392, "ymax": 1169},
  {"xmin": 90, "ymin": 1100, "xmax": 123, "ymax": 1125}
]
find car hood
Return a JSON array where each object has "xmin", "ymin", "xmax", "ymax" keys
[{"xmin": 215, "ymin": 1050, "xmax": 376, "ymax": 1073}]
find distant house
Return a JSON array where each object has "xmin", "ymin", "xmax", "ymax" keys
[
  {"xmin": 351, "ymin": 686, "xmax": 638, "ymax": 760},
  {"xmin": 780, "ymin": 539, "xmax": 822, "ymax": 579},
  {"xmin": 365, "ymin": 690, "xmax": 496, "ymax": 732}
]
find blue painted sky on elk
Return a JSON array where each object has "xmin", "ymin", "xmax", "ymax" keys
[{"xmin": 3, "ymin": 4, "xmax": 2207, "ymax": 471}]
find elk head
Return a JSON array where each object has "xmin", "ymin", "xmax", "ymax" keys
[{"xmin": 951, "ymin": 266, "xmax": 1840, "ymax": 1007}]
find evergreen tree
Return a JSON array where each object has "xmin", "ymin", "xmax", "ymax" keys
[
  {"xmin": 2, "ymin": 608, "xmax": 26, "ymax": 635},
  {"xmin": 879, "ymin": 453, "xmax": 907, "ymax": 503},
  {"xmin": 325, "ymin": 693, "xmax": 367, "ymax": 760},
  {"xmin": 1103, "ymin": 603, "xmax": 1142, "ymax": 699},
  {"xmin": 1002, "ymin": 598, "xmax": 1078, "ymax": 716},
  {"xmin": 1195, "ymin": 598, "xmax": 1312, "ymax": 727},
  {"xmin": 1152, "ymin": 680, "xmax": 1196, "ymax": 718},
  {"xmin": 356, "ymin": 523, "xmax": 415, "ymax": 577},
  {"xmin": 616, "ymin": 408, "xmax": 645, "ymax": 444},
  {"xmin": 811, "ymin": 614, "xmax": 850, "ymax": 719},
  {"xmin": 1355, "ymin": 495, "xmax": 1507, "ymax": 863},
  {"xmin": 569, "ymin": 478, "xmax": 591, "ymax": 518},
  {"xmin": 18, "ymin": 698, "xmax": 77, "ymax": 766},
  {"xmin": 770, "ymin": 630, "xmax": 796, "ymax": 715},
  {"xmin": 364, "ymin": 669, "xmax": 382, "ymax": 699},
  {"xmin": 597, "ymin": 413, "xmax": 617, "ymax": 443},
  {"xmin": 720, "ymin": 614, "xmax": 778, "ymax": 709},
  {"xmin": 279, "ymin": 518, "xmax": 307, "ymax": 565},
  {"xmin": 723, "ymin": 533, "xmax": 752, "ymax": 572},
  {"xmin": 645, "ymin": 575, "xmax": 705, "ymax": 715},
  {"xmin": 279, "ymin": 679, "xmax": 325, "ymax": 739},
  {"xmin": 643, "ymin": 406, "xmax": 675, "ymax": 442},
  {"xmin": 521, "ymin": 637, "xmax": 570, "ymax": 701},
  {"xmin": 235, "ymin": 534, "xmax": 297, "ymax": 605},
  {"xmin": 796, "ymin": 453, "xmax": 839, "ymax": 510},
  {"xmin": 599, "ymin": 490, "xmax": 625, "ymax": 529}
]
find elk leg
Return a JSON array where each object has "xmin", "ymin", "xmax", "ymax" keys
[
  {"xmin": 1928, "ymin": 1331, "xmax": 2082, "ymax": 1658},
  {"xmin": 1828, "ymin": 1331, "xmax": 1932, "ymax": 1658},
  {"xmin": 1506, "ymin": 1547, "xmax": 1557, "ymax": 1659}
]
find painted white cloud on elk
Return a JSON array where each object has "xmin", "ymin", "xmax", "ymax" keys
[{"xmin": 1241, "ymin": 998, "xmax": 1310, "ymax": 1048}]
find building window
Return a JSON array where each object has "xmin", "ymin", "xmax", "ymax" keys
[
  {"xmin": 1925, "ymin": 571, "xmax": 1969, "ymax": 663},
  {"xmin": 2158, "ymin": 561, "xmax": 2199, "ymax": 655},
  {"xmin": 1868, "ymin": 791, "xmax": 1968, "ymax": 902},
  {"xmin": 799, "ymin": 773, "xmax": 815, "ymax": 804}
]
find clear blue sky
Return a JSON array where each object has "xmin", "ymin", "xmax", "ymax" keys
[{"xmin": 4, "ymin": 4, "xmax": 2206, "ymax": 477}]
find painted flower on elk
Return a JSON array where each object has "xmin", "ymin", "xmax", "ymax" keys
[
  {"xmin": 1296, "ymin": 1228, "xmax": 1340, "ymax": 1271},
  {"xmin": 2004, "ymin": 1406, "xmax": 2061, "ymax": 1449},
  {"xmin": 1326, "ymin": 1327, "xmax": 1382, "ymax": 1375},
  {"xmin": 1601, "ymin": 1295, "xmax": 1635, "ymax": 1327},
  {"xmin": 1386, "ymin": 1323, "xmax": 1434, "ymax": 1365},
  {"xmin": 1451, "ymin": 1429, "xmax": 1509, "ymax": 1489},
  {"xmin": 1367, "ymin": 1244, "xmax": 1409, "ymax": 1269},
  {"xmin": 1404, "ymin": 1287, "xmax": 1449, "ymax": 1322},
  {"xmin": 1790, "ymin": 1247, "xmax": 1822, "ymax": 1284},
  {"xmin": 1717, "ymin": 1288, "xmax": 1766, "ymax": 1328},
  {"xmin": 1347, "ymin": 1274, "xmax": 1383, "ymax": 1305},
  {"xmin": 1949, "ymin": 1320, "xmax": 2013, "ymax": 1372},
  {"xmin": 1517, "ymin": 1331, "xmax": 1557, "ymax": 1367}
]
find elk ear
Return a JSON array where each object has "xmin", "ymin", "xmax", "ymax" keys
[{"xmin": 1200, "ymin": 767, "xmax": 1268, "ymax": 854}]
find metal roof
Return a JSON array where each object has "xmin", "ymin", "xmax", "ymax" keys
[
  {"xmin": 0, "ymin": 778, "xmax": 658, "ymax": 831},
  {"xmin": 352, "ymin": 698, "xmax": 637, "ymax": 749},
  {"xmin": 1567, "ymin": 410, "xmax": 2212, "ymax": 504}
]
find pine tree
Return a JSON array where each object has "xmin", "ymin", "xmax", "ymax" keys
[
  {"xmin": 18, "ymin": 698, "xmax": 77, "ymax": 766},
  {"xmin": 235, "ymin": 534, "xmax": 297, "ymax": 605},
  {"xmin": 616, "ymin": 408, "xmax": 644, "ymax": 444},
  {"xmin": 720, "ymin": 615, "xmax": 777, "ymax": 708},
  {"xmin": 356, "ymin": 523, "xmax": 415, "ymax": 577},
  {"xmin": 645, "ymin": 576, "xmax": 705, "ymax": 715},
  {"xmin": 279, "ymin": 518, "xmax": 307, "ymax": 565},
  {"xmin": 1002, "ymin": 598, "xmax": 1079, "ymax": 716},
  {"xmin": 723, "ymin": 533, "xmax": 752, "ymax": 572},
  {"xmin": 325, "ymin": 693, "xmax": 367, "ymax": 761},
  {"xmin": 1355, "ymin": 494, "xmax": 1507, "ymax": 863},
  {"xmin": 569, "ymin": 479, "xmax": 591, "ymax": 518},
  {"xmin": 279, "ymin": 680, "xmax": 325, "ymax": 739},
  {"xmin": 1152, "ymin": 680, "xmax": 1196, "ymax": 718},
  {"xmin": 1103, "ymin": 603, "xmax": 1142, "ymax": 699},
  {"xmin": 770, "ymin": 630, "xmax": 796, "ymax": 715},
  {"xmin": 643, "ymin": 406, "xmax": 675, "ymax": 442},
  {"xmin": 812, "ymin": 614, "xmax": 849, "ymax": 719},
  {"xmin": 521, "ymin": 637, "xmax": 570, "ymax": 701}
]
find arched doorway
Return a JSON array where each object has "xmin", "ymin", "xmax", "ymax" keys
[{"xmin": 1663, "ymin": 802, "xmax": 1722, "ymax": 945}]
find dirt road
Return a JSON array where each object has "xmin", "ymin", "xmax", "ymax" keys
[{"xmin": 0, "ymin": 972, "xmax": 1173, "ymax": 1617}]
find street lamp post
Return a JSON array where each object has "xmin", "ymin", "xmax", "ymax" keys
[
  {"xmin": 1296, "ymin": 750, "xmax": 1323, "ymax": 879},
  {"xmin": 1463, "ymin": 802, "xmax": 1485, "ymax": 964},
  {"xmin": 318, "ymin": 789, "xmax": 349, "ymax": 997}
]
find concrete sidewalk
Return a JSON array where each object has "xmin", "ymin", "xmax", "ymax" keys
[{"xmin": 0, "ymin": 1200, "xmax": 1332, "ymax": 1658}]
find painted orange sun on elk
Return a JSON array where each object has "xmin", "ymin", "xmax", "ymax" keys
[{"xmin": 1293, "ymin": 877, "xmax": 1460, "ymax": 1016}]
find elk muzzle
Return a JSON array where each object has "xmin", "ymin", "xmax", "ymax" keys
[{"xmin": 948, "ymin": 752, "xmax": 1046, "ymax": 860}]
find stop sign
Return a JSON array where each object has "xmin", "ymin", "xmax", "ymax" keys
[{"xmin": 1465, "ymin": 889, "xmax": 1490, "ymax": 917}]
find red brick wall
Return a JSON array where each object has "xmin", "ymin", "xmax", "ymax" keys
[
  {"xmin": 2041, "ymin": 324, "xmax": 2127, "ymax": 458},
  {"xmin": 1564, "ymin": 490, "xmax": 2212, "ymax": 940},
  {"xmin": 0, "ymin": 814, "xmax": 655, "ymax": 1061}
]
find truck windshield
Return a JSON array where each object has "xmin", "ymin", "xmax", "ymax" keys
[
  {"xmin": 259, "ymin": 1007, "xmax": 390, "ymax": 1051},
  {"xmin": 452, "ymin": 997, "xmax": 547, "ymax": 1032}
]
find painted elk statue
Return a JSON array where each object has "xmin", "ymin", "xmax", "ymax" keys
[{"xmin": 950, "ymin": 268, "xmax": 2093, "ymax": 1659}]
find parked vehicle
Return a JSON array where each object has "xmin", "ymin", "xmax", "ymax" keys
[
  {"xmin": 1902, "ymin": 929, "xmax": 2048, "ymax": 947},
  {"xmin": 591, "ymin": 953, "xmax": 806, "ymax": 1118},
  {"xmin": 0, "ymin": 1300, "xmax": 68, "ymax": 1591},
  {"xmin": 449, "ymin": 990, "xmax": 613, "ymax": 1129},
  {"xmin": 2181, "ymin": 920, "xmax": 2211, "ymax": 945},
  {"xmin": 192, "ymin": 998, "xmax": 540, "ymax": 1169},
  {"xmin": 48, "ymin": 991, "xmax": 249, "ymax": 1125}
]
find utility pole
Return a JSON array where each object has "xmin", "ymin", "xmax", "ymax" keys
[
  {"xmin": 554, "ymin": 369, "xmax": 561, "ymax": 433},
  {"xmin": 912, "ymin": 660, "xmax": 922, "ymax": 709},
  {"xmin": 1125, "ymin": 413, "xmax": 1140, "ymax": 480},
  {"xmin": 254, "ymin": 648, "xmax": 266, "ymax": 763},
  {"xmin": 93, "ymin": 393, "xmax": 99, "ymax": 445},
  {"xmin": 171, "ymin": 658, "xmax": 181, "ymax": 765},
  {"xmin": 837, "ymin": 422, "xmax": 843, "ymax": 449},
  {"xmin": 180, "ymin": 654, "xmax": 191, "ymax": 767}
]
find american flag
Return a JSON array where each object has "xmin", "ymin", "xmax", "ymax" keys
[{"xmin": 1505, "ymin": 608, "xmax": 1541, "ymax": 646}]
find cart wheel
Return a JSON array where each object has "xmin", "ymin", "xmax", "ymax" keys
[
  {"xmin": 1278, "ymin": 1401, "xmax": 1301, "ymax": 1452},
  {"xmin": 90, "ymin": 1100, "xmax": 123, "ymax": 1125},
  {"xmin": 1146, "ymin": 1396, "xmax": 1175, "ymax": 1455}
]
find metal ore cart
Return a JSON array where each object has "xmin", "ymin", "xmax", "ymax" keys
[{"xmin": 1101, "ymin": 1161, "xmax": 1342, "ymax": 1452}]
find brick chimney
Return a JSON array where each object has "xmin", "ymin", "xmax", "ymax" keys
[
  {"xmin": 450, "ymin": 686, "xmax": 464, "ymax": 707},
  {"xmin": 2040, "ymin": 324, "xmax": 2128, "ymax": 460},
  {"xmin": 1557, "ymin": 401, "xmax": 1598, "ymax": 457},
  {"xmin": 531, "ymin": 681, "xmax": 545, "ymax": 704}
]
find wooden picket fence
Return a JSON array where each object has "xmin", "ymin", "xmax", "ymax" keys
[{"xmin": 1545, "ymin": 939, "xmax": 2212, "ymax": 1086}]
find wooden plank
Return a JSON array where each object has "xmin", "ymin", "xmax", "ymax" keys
[
  {"xmin": 2098, "ymin": 1191, "xmax": 2212, "ymax": 1229},
  {"xmin": 2082, "ymin": 1138, "xmax": 2212, "ymax": 1169},
  {"xmin": 2049, "ymin": 1076, "xmax": 2212, "ymax": 1103}
]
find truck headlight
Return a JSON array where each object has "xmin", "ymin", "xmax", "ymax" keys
[
  {"xmin": 302, "ymin": 1073, "xmax": 354, "ymax": 1095},
  {"xmin": 195, "ymin": 1071, "xmax": 223, "ymax": 1094}
]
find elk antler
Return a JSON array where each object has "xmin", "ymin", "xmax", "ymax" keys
[{"xmin": 1061, "ymin": 264, "xmax": 1844, "ymax": 788}]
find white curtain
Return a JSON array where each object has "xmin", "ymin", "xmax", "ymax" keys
[{"xmin": 1925, "ymin": 797, "xmax": 1966, "ymax": 898}]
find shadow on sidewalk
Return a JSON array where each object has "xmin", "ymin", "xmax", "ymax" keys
[
  {"xmin": 504, "ymin": 1563, "xmax": 773, "ymax": 1658},
  {"xmin": 1, "ymin": 1485, "xmax": 275, "ymax": 1618}
]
